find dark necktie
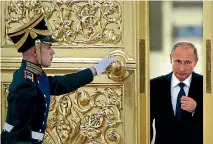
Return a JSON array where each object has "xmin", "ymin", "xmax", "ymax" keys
[{"xmin": 176, "ymin": 83, "xmax": 186, "ymax": 121}]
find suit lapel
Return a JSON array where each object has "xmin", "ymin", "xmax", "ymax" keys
[
  {"xmin": 188, "ymin": 72, "xmax": 196, "ymax": 99},
  {"xmin": 166, "ymin": 72, "xmax": 194, "ymax": 118},
  {"xmin": 165, "ymin": 73, "xmax": 176, "ymax": 117}
]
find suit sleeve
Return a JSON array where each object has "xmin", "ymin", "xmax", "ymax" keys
[
  {"xmin": 193, "ymin": 98, "xmax": 202, "ymax": 122},
  {"xmin": 9, "ymin": 80, "xmax": 37, "ymax": 144},
  {"xmin": 190, "ymin": 74, "xmax": 203, "ymax": 143},
  {"xmin": 48, "ymin": 68, "xmax": 94, "ymax": 96}
]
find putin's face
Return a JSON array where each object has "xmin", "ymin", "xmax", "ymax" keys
[{"xmin": 170, "ymin": 44, "xmax": 198, "ymax": 82}]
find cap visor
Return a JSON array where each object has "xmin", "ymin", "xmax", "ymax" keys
[{"xmin": 41, "ymin": 36, "xmax": 58, "ymax": 44}]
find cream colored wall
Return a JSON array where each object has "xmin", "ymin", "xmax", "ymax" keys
[
  {"xmin": 150, "ymin": 1, "xmax": 203, "ymax": 79},
  {"xmin": 150, "ymin": 42, "xmax": 203, "ymax": 79},
  {"xmin": 150, "ymin": 2, "xmax": 213, "ymax": 144}
]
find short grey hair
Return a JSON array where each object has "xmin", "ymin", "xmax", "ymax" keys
[{"xmin": 170, "ymin": 41, "xmax": 198, "ymax": 60}]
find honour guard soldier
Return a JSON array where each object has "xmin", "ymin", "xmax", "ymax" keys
[{"xmin": 1, "ymin": 13, "xmax": 115, "ymax": 144}]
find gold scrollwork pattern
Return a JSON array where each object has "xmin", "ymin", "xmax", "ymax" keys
[
  {"xmin": 5, "ymin": 0, "xmax": 122, "ymax": 45},
  {"xmin": 44, "ymin": 86, "xmax": 123, "ymax": 144},
  {"xmin": 2, "ymin": 84, "xmax": 9, "ymax": 109},
  {"xmin": 1, "ymin": 83, "xmax": 10, "ymax": 128}
]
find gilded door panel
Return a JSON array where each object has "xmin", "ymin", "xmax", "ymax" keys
[
  {"xmin": 0, "ymin": 1, "xmax": 149, "ymax": 144},
  {"xmin": 203, "ymin": 2, "xmax": 213, "ymax": 144}
]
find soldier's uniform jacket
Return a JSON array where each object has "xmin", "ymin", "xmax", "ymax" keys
[{"xmin": 1, "ymin": 60, "xmax": 93, "ymax": 143}]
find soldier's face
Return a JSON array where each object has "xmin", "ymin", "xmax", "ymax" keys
[
  {"xmin": 170, "ymin": 45, "xmax": 198, "ymax": 82},
  {"xmin": 40, "ymin": 43, "xmax": 55, "ymax": 67}
]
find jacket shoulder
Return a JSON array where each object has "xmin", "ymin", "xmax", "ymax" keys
[
  {"xmin": 9, "ymin": 68, "xmax": 37, "ymax": 96},
  {"xmin": 193, "ymin": 72, "xmax": 203, "ymax": 79},
  {"xmin": 192, "ymin": 72, "xmax": 203, "ymax": 85},
  {"xmin": 13, "ymin": 67, "xmax": 36, "ymax": 84},
  {"xmin": 150, "ymin": 73, "xmax": 172, "ymax": 90},
  {"xmin": 150, "ymin": 74, "xmax": 170, "ymax": 83}
]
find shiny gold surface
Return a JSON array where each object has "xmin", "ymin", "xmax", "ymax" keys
[
  {"xmin": 1, "ymin": 1, "xmax": 149, "ymax": 144},
  {"xmin": 206, "ymin": 39, "xmax": 211, "ymax": 93},
  {"xmin": 5, "ymin": 0, "xmax": 122, "ymax": 45},
  {"xmin": 1, "ymin": 82, "xmax": 124, "ymax": 144},
  {"xmin": 1, "ymin": 83, "xmax": 9, "ymax": 127},
  {"xmin": 203, "ymin": 2, "xmax": 213, "ymax": 144},
  {"xmin": 107, "ymin": 50, "xmax": 130, "ymax": 82},
  {"xmin": 137, "ymin": 2, "xmax": 150, "ymax": 144},
  {"xmin": 43, "ymin": 85, "xmax": 123, "ymax": 144}
]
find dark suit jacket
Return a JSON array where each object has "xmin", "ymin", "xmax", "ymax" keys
[{"xmin": 150, "ymin": 72, "xmax": 203, "ymax": 144}]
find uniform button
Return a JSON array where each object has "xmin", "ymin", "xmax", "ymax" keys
[
  {"xmin": 43, "ymin": 122, "xmax": 45, "ymax": 125},
  {"xmin": 46, "ymin": 104, "xmax": 47, "ymax": 107},
  {"xmin": 38, "ymin": 81, "xmax": 40, "ymax": 84},
  {"xmin": 39, "ymin": 129, "xmax": 42, "ymax": 132},
  {"xmin": 44, "ymin": 94, "xmax": 46, "ymax": 98},
  {"xmin": 44, "ymin": 113, "xmax": 46, "ymax": 116}
]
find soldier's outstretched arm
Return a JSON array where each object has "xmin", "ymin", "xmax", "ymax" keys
[{"xmin": 48, "ymin": 57, "xmax": 116, "ymax": 95}]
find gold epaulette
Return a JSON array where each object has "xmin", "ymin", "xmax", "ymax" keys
[{"xmin": 26, "ymin": 62, "xmax": 43, "ymax": 75}]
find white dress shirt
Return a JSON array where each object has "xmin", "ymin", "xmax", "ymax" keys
[{"xmin": 171, "ymin": 73, "xmax": 192, "ymax": 115}]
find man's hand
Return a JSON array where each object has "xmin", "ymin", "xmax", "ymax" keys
[
  {"xmin": 93, "ymin": 57, "xmax": 116, "ymax": 75},
  {"xmin": 181, "ymin": 96, "xmax": 197, "ymax": 113}
]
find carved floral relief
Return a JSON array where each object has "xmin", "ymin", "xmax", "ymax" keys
[
  {"xmin": 43, "ymin": 86, "xmax": 123, "ymax": 144},
  {"xmin": 5, "ymin": 0, "xmax": 122, "ymax": 45}
]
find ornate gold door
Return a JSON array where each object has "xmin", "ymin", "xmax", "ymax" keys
[
  {"xmin": 203, "ymin": 2, "xmax": 213, "ymax": 144},
  {"xmin": 0, "ymin": 1, "xmax": 149, "ymax": 144}
]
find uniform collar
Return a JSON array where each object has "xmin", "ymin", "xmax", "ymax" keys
[{"xmin": 21, "ymin": 60, "xmax": 43, "ymax": 75}]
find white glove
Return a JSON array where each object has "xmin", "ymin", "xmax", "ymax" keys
[{"xmin": 94, "ymin": 57, "xmax": 116, "ymax": 75}]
